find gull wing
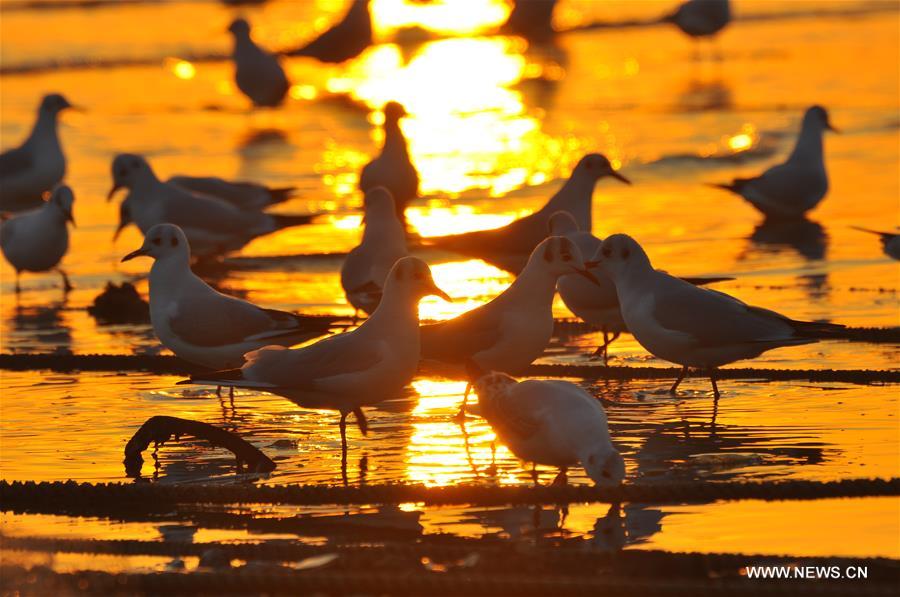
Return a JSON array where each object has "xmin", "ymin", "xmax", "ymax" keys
[
  {"xmin": 158, "ymin": 185, "xmax": 267, "ymax": 235},
  {"xmin": 0, "ymin": 146, "xmax": 32, "ymax": 177},
  {"xmin": 168, "ymin": 290, "xmax": 311, "ymax": 347},
  {"xmin": 650, "ymin": 275, "xmax": 798, "ymax": 347},
  {"xmin": 484, "ymin": 383, "xmax": 545, "ymax": 440},
  {"xmin": 420, "ymin": 306, "xmax": 503, "ymax": 364}
]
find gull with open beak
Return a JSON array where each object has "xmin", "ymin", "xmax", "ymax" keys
[
  {"xmin": 1, "ymin": 185, "xmax": 76, "ymax": 293},
  {"xmin": 420, "ymin": 236, "xmax": 599, "ymax": 418},
  {"xmin": 423, "ymin": 153, "xmax": 630, "ymax": 273},
  {"xmin": 711, "ymin": 106, "xmax": 838, "ymax": 219}
]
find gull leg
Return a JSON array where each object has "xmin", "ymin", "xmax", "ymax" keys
[
  {"xmin": 709, "ymin": 368, "xmax": 721, "ymax": 400},
  {"xmin": 353, "ymin": 407, "xmax": 368, "ymax": 436},
  {"xmin": 551, "ymin": 467, "xmax": 568, "ymax": 487},
  {"xmin": 57, "ymin": 268, "xmax": 72, "ymax": 293},
  {"xmin": 591, "ymin": 329, "xmax": 610, "ymax": 362},
  {"xmin": 339, "ymin": 411, "xmax": 349, "ymax": 485},
  {"xmin": 15, "ymin": 271, "xmax": 21, "ymax": 294},
  {"xmin": 229, "ymin": 387, "xmax": 236, "ymax": 414},
  {"xmin": 216, "ymin": 386, "xmax": 222, "ymax": 397},
  {"xmin": 453, "ymin": 382, "xmax": 472, "ymax": 421},
  {"xmin": 669, "ymin": 366, "xmax": 688, "ymax": 394},
  {"xmin": 531, "ymin": 463, "xmax": 539, "ymax": 487}
]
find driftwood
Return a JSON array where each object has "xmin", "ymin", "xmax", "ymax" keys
[{"xmin": 123, "ymin": 415, "xmax": 276, "ymax": 477}]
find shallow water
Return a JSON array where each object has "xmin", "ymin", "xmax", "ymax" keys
[{"xmin": 1, "ymin": 0, "xmax": 898, "ymax": 565}]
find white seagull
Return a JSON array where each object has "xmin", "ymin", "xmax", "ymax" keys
[
  {"xmin": 287, "ymin": 0, "xmax": 372, "ymax": 63},
  {"xmin": 852, "ymin": 227, "xmax": 900, "ymax": 261},
  {"xmin": 359, "ymin": 102, "xmax": 419, "ymax": 222},
  {"xmin": 421, "ymin": 236, "xmax": 598, "ymax": 417},
  {"xmin": 340, "ymin": 187, "xmax": 408, "ymax": 320},
  {"xmin": 664, "ymin": 0, "xmax": 731, "ymax": 39},
  {"xmin": 182, "ymin": 256, "xmax": 451, "ymax": 450},
  {"xmin": 711, "ymin": 106, "xmax": 837, "ymax": 219},
  {"xmin": 0, "ymin": 94, "xmax": 76, "ymax": 213},
  {"xmin": 1, "ymin": 185, "xmax": 75, "ymax": 293},
  {"xmin": 470, "ymin": 367, "xmax": 625, "ymax": 487},
  {"xmin": 121, "ymin": 223, "xmax": 329, "ymax": 371},
  {"xmin": 550, "ymin": 211, "xmax": 731, "ymax": 363},
  {"xmin": 228, "ymin": 18, "xmax": 290, "ymax": 108},
  {"xmin": 425, "ymin": 154, "xmax": 629, "ymax": 273},
  {"xmin": 595, "ymin": 233, "xmax": 844, "ymax": 398},
  {"xmin": 109, "ymin": 154, "xmax": 311, "ymax": 258}
]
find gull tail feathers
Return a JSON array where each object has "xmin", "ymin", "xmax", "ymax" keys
[
  {"xmin": 788, "ymin": 319, "xmax": 846, "ymax": 340},
  {"xmin": 682, "ymin": 276, "xmax": 735, "ymax": 286},
  {"xmin": 851, "ymin": 226, "xmax": 896, "ymax": 240},
  {"xmin": 177, "ymin": 368, "xmax": 276, "ymax": 388},
  {"xmin": 267, "ymin": 186, "xmax": 297, "ymax": 204},
  {"xmin": 707, "ymin": 179, "xmax": 753, "ymax": 194}
]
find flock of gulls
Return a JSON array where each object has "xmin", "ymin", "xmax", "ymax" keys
[{"xmin": 0, "ymin": 0, "xmax": 893, "ymax": 485}]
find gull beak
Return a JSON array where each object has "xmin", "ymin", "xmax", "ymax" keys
[
  {"xmin": 584, "ymin": 260, "xmax": 601, "ymax": 269},
  {"xmin": 826, "ymin": 121, "xmax": 840, "ymax": 133},
  {"xmin": 573, "ymin": 267, "xmax": 601, "ymax": 285},
  {"xmin": 121, "ymin": 247, "xmax": 149, "ymax": 262},
  {"xmin": 66, "ymin": 104, "xmax": 85, "ymax": 113},
  {"xmin": 427, "ymin": 281, "xmax": 453, "ymax": 302},
  {"xmin": 609, "ymin": 170, "xmax": 631, "ymax": 185},
  {"xmin": 66, "ymin": 211, "xmax": 76, "ymax": 227},
  {"xmin": 107, "ymin": 184, "xmax": 122, "ymax": 202}
]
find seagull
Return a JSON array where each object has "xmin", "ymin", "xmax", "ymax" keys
[
  {"xmin": 121, "ymin": 223, "xmax": 330, "ymax": 371},
  {"xmin": 711, "ymin": 106, "xmax": 837, "ymax": 219},
  {"xmin": 470, "ymin": 366, "xmax": 625, "ymax": 487},
  {"xmin": 0, "ymin": 94, "xmax": 75, "ymax": 213},
  {"xmin": 286, "ymin": 0, "xmax": 372, "ymax": 63},
  {"xmin": 595, "ymin": 233, "xmax": 844, "ymax": 398},
  {"xmin": 420, "ymin": 236, "xmax": 597, "ymax": 417},
  {"xmin": 108, "ymin": 154, "xmax": 312, "ymax": 258},
  {"xmin": 1, "ymin": 185, "xmax": 75, "ymax": 293},
  {"xmin": 340, "ymin": 187, "xmax": 408, "ymax": 320},
  {"xmin": 167, "ymin": 176, "xmax": 295, "ymax": 211},
  {"xmin": 550, "ymin": 211, "xmax": 732, "ymax": 363},
  {"xmin": 852, "ymin": 227, "xmax": 900, "ymax": 260},
  {"xmin": 424, "ymin": 154, "xmax": 629, "ymax": 273},
  {"xmin": 500, "ymin": 0, "xmax": 557, "ymax": 41},
  {"xmin": 359, "ymin": 102, "xmax": 419, "ymax": 222},
  {"xmin": 181, "ymin": 256, "xmax": 451, "ymax": 452},
  {"xmin": 663, "ymin": 0, "xmax": 731, "ymax": 39},
  {"xmin": 228, "ymin": 18, "xmax": 290, "ymax": 107}
]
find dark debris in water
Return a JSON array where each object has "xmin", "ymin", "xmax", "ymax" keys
[{"xmin": 87, "ymin": 282, "xmax": 150, "ymax": 325}]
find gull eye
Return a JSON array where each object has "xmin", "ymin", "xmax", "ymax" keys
[
  {"xmin": 602, "ymin": 246, "xmax": 613, "ymax": 258},
  {"xmin": 118, "ymin": 167, "xmax": 128, "ymax": 177},
  {"xmin": 602, "ymin": 470, "xmax": 611, "ymax": 478},
  {"xmin": 562, "ymin": 254, "xmax": 572, "ymax": 262},
  {"xmin": 170, "ymin": 237, "xmax": 178, "ymax": 247},
  {"xmin": 130, "ymin": 159, "xmax": 140, "ymax": 168},
  {"xmin": 152, "ymin": 237, "xmax": 162, "ymax": 246},
  {"xmin": 621, "ymin": 248, "xmax": 630, "ymax": 259}
]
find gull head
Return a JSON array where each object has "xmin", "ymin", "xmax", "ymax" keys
[
  {"xmin": 108, "ymin": 154, "xmax": 152, "ymax": 200},
  {"xmin": 805, "ymin": 105, "xmax": 838, "ymax": 133},
  {"xmin": 363, "ymin": 186, "xmax": 397, "ymax": 220},
  {"xmin": 583, "ymin": 449, "xmax": 625, "ymax": 488},
  {"xmin": 121, "ymin": 223, "xmax": 190, "ymax": 263},
  {"xmin": 529, "ymin": 236, "xmax": 599, "ymax": 283},
  {"xmin": 49, "ymin": 185, "xmax": 76, "ymax": 226},
  {"xmin": 547, "ymin": 210, "xmax": 579, "ymax": 236},
  {"xmin": 385, "ymin": 256, "xmax": 451, "ymax": 302},
  {"xmin": 590, "ymin": 234, "xmax": 651, "ymax": 280},
  {"xmin": 383, "ymin": 101, "xmax": 409, "ymax": 123},
  {"xmin": 228, "ymin": 18, "xmax": 251, "ymax": 37},
  {"xmin": 470, "ymin": 369, "xmax": 517, "ymax": 397},
  {"xmin": 39, "ymin": 93, "xmax": 75, "ymax": 115},
  {"xmin": 574, "ymin": 153, "xmax": 630, "ymax": 185}
]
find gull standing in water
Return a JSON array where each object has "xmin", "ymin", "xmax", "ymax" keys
[
  {"xmin": 551, "ymin": 211, "xmax": 731, "ymax": 363},
  {"xmin": 711, "ymin": 106, "xmax": 838, "ymax": 219},
  {"xmin": 183, "ymin": 257, "xmax": 451, "ymax": 453},
  {"xmin": 0, "ymin": 94, "xmax": 76, "ymax": 212},
  {"xmin": 122, "ymin": 224, "xmax": 330, "ymax": 372},
  {"xmin": 425, "ymin": 154, "xmax": 629, "ymax": 273},
  {"xmin": 228, "ymin": 18, "xmax": 290, "ymax": 108},
  {"xmin": 1, "ymin": 185, "xmax": 75, "ymax": 293},
  {"xmin": 471, "ymin": 367, "xmax": 625, "ymax": 487},
  {"xmin": 109, "ymin": 154, "xmax": 312, "ymax": 258},
  {"xmin": 421, "ymin": 236, "xmax": 597, "ymax": 417},
  {"xmin": 852, "ymin": 227, "xmax": 900, "ymax": 260},
  {"xmin": 595, "ymin": 234, "xmax": 843, "ymax": 398},
  {"xmin": 287, "ymin": 0, "xmax": 372, "ymax": 63},
  {"xmin": 341, "ymin": 187, "xmax": 408, "ymax": 320},
  {"xmin": 359, "ymin": 102, "xmax": 419, "ymax": 222}
]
